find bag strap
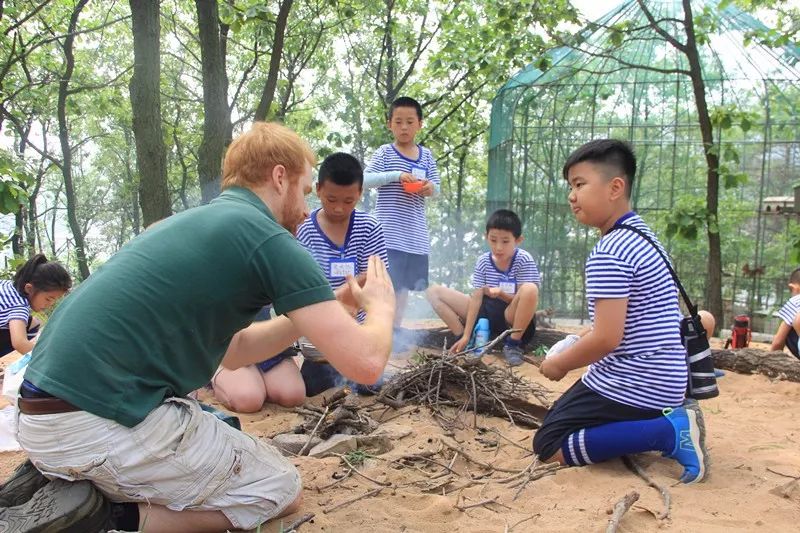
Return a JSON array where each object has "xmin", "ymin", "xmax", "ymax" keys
[{"xmin": 607, "ymin": 224, "xmax": 698, "ymax": 316}]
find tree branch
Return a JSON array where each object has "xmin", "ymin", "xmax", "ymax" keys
[
  {"xmin": 636, "ymin": 0, "xmax": 687, "ymax": 52},
  {"xmin": 3, "ymin": 0, "xmax": 52, "ymax": 36}
]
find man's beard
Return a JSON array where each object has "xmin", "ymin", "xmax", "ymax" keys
[{"xmin": 280, "ymin": 193, "xmax": 305, "ymax": 235}]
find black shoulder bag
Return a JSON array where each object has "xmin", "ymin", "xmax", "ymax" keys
[{"xmin": 608, "ymin": 224, "xmax": 719, "ymax": 400}]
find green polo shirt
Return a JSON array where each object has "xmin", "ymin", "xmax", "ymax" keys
[{"xmin": 25, "ymin": 187, "xmax": 334, "ymax": 427}]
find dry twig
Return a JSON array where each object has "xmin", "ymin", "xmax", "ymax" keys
[
  {"xmin": 337, "ymin": 454, "xmax": 392, "ymax": 487},
  {"xmin": 622, "ymin": 455, "xmax": 671, "ymax": 520},
  {"xmin": 298, "ymin": 406, "xmax": 329, "ymax": 456},
  {"xmin": 321, "ymin": 487, "xmax": 385, "ymax": 514},
  {"xmin": 281, "ymin": 512, "xmax": 315, "ymax": 532},
  {"xmin": 606, "ymin": 491, "xmax": 640, "ymax": 533},
  {"xmin": 456, "ymin": 497, "xmax": 500, "ymax": 511}
]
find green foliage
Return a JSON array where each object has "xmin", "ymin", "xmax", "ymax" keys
[
  {"xmin": 0, "ymin": 150, "xmax": 32, "ymax": 215},
  {"xmin": 665, "ymin": 196, "xmax": 709, "ymax": 240}
]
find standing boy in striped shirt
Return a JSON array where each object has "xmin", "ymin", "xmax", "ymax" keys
[
  {"xmin": 364, "ymin": 97, "xmax": 440, "ymax": 339},
  {"xmin": 426, "ymin": 209, "xmax": 541, "ymax": 366},
  {"xmin": 769, "ymin": 267, "xmax": 800, "ymax": 359},
  {"xmin": 297, "ymin": 152, "xmax": 390, "ymax": 394},
  {"xmin": 535, "ymin": 139, "xmax": 709, "ymax": 484}
]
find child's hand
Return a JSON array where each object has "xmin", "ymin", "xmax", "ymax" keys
[
  {"xmin": 419, "ymin": 181, "xmax": 435, "ymax": 197},
  {"xmin": 450, "ymin": 336, "xmax": 469, "ymax": 353},
  {"xmin": 484, "ymin": 287, "xmax": 501, "ymax": 299},
  {"xmin": 399, "ymin": 172, "xmax": 416, "ymax": 183},
  {"xmin": 540, "ymin": 357, "xmax": 568, "ymax": 381}
]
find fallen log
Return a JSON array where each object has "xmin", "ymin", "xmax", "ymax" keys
[
  {"xmin": 415, "ymin": 326, "xmax": 800, "ymax": 383},
  {"xmin": 712, "ymin": 348, "xmax": 800, "ymax": 383}
]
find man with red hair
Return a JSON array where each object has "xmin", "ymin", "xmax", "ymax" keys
[{"xmin": 5, "ymin": 122, "xmax": 395, "ymax": 532}]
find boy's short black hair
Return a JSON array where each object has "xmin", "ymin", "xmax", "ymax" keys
[
  {"xmin": 790, "ymin": 267, "xmax": 800, "ymax": 285},
  {"xmin": 388, "ymin": 96, "xmax": 423, "ymax": 121},
  {"xmin": 486, "ymin": 209, "xmax": 522, "ymax": 238},
  {"xmin": 562, "ymin": 139, "xmax": 636, "ymax": 198},
  {"xmin": 318, "ymin": 152, "xmax": 363, "ymax": 188}
]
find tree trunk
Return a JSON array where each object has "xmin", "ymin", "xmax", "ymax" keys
[
  {"xmin": 58, "ymin": 0, "xmax": 90, "ymax": 279},
  {"xmin": 129, "ymin": 0, "xmax": 171, "ymax": 227},
  {"xmin": 682, "ymin": 0, "xmax": 722, "ymax": 332},
  {"xmin": 454, "ymin": 150, "xmax": 466, "ymax": 284},
  {"xmin": 254, "ymin": 0, "xmax": 293, "ymax": 121},
  {"xmin": 712, "ymin": 348, "xmax": 800, "ymax": 383},
  {"xmin": 195, "ymin": 0, "xmax": 232, "ymax": 203}
]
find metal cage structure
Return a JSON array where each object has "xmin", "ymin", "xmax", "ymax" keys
[{"xmin": 487, "ymin": 0, "xmax": 800, "ymax": 330}]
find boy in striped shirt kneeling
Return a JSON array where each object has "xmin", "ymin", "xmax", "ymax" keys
[
  {"xmin": 535, "ymin": 139, "xmax": 709, "ymax": 484},
  {"xmin": 426, "ymin": 209, "xmax": 540, "ymax": 366}
]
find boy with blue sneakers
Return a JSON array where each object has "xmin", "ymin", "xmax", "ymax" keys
[
  {"xmin": 426, "ymin": 209, "xmax": 540, "ymax": 366},
  {"xmin": 364, "ymin": 96, "xmax": 440, "ymax": 334},
  {"xmin": 534, "ymin": 139, "xmax": 709, "ymax": 484}
]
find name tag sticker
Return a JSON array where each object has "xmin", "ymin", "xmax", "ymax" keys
[
  {"xmin": 329, "ymin": 258, "xmax": 356, "ymax": 278},
  {"xmin": 500, "ymin": 280, "xmax": 516, "ymax": 295},
  {"xmin": 410, "ymin": 165, "xmax": 426, "ymax": 180}
]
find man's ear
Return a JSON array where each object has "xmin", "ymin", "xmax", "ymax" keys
[
  {"xmin": 516, "ymin": 235, "xmax": 524, "ymax": 245},
  {"xmin": 271, "ymin": 164, "xmax": 287, "ymax": 192}
]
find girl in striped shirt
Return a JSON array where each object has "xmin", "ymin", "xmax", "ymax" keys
[{"xmin": 0, "ymin": 254, "xmax": 71, "ymax": 356}]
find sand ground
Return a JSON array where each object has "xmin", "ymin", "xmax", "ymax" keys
[{"xmin": 0, "ymin": 328, "xmax": 798, "ymax": 532}]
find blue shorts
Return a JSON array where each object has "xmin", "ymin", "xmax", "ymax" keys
[
  {"xmin": 387, "ymin": 249, "xmax": 428, "ymax": 292},
  {"xmin": 255, "ymin": 352, "xmax": 294, "ymax": 373},
  {"xmin": 532, "ymin": 380, "xmax": 662, "ymax": 460}
]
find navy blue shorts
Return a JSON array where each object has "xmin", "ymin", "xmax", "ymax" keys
[
  {"xmin": 478, "ymin": 296, "xmax": 536, "ymax": 346},
  {"xmin": 0, "ymin": 317, "xmax": 38, "ymax": 357},
  {"xmin": 387, "ymin": 249, "xmax": 428, "ymax": 292},
  {"xmin": 255, "ymin": 352, "xmax": 293, "ymax": 373},
  {"xmin": 532, "ymin": 379, "xmax": 662, "ymax": 460},
  {"xmin": 787, "ymin": 329, "xmax": 799, "ymax": 359}
]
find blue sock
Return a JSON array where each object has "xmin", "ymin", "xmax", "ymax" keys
[
  {"xmin": 561, "ymin": 414, "xmax": 675, "ymax": 466},
  {"xmin": 505, "ymin": 337, "xmax": 521, "ymax": 347}
]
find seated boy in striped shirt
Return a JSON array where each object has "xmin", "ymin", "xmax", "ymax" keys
[
  {"xmin": 426, "ymin": 209, "xmax": 540, "ymax": 366},
  {"xmin": 364, "ymin": 97, "xmax": 440, "ymax": 343},
  {"xmin": 535, "ymin": 139, "xmax": 709, "ymax": 484},
  {"xmin": 769, "ymin": 267, "xmax": 800, "ymax": 359},
  {"xmin": 296, "ymin": 152, "xmax": 390, "ymax": 395}
]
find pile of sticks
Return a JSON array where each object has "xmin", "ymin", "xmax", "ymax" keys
[
  {"xmin": 292, "ymin": 387, "xmax": 378, "ymax": 442},
  {"xmin": 378, "ymin": 341, "xmax": 552, "ymax": 430}
]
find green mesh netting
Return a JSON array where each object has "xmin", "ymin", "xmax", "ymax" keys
[{"xmin": 487, "ymin": 0, "xmax": 800, "ymax": 329}]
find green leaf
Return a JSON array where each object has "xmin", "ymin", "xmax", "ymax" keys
[{"xmin": 740, "ymin": 116, "xmax": 752, "ymax": 132}]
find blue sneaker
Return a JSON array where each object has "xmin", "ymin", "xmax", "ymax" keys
[
  {"xmin": 663, "ymin": 400, "xmax": 709, "ymax": 484},
  {"xmin": 502, "ymin": 343, "xmax": 525, "ymax": 367}
]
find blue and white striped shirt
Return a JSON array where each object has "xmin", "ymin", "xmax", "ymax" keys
[
  {"xmin": 777, "ymin": 294, "xmax": 800, "ymax": 325},
  {"xmin": 296, "ymin": 209, "xmax": 389, "ymax": 321},
  {"xmin": 581, "ymin": 212, "xmax": 687, "ymax": 410},
  {"xmin": 363, "ymin": 143, "xmax": 440, "ymax": 255},
  {"xmin": 0, "ymin": 280, "xmax": 30, "ymax": 329},
  {"xmin": 471, "ymin": 249, "xmax": 541, "ymax": 293}
]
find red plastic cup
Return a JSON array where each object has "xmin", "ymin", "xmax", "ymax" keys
[{"xmin": 402, "ymin": 181, "xmax": 425, "ymax": 193}]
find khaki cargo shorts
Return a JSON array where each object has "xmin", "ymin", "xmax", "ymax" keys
[{"xmin": 17, "ymin": 397, "xmax": 300, "ymax": 530}]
